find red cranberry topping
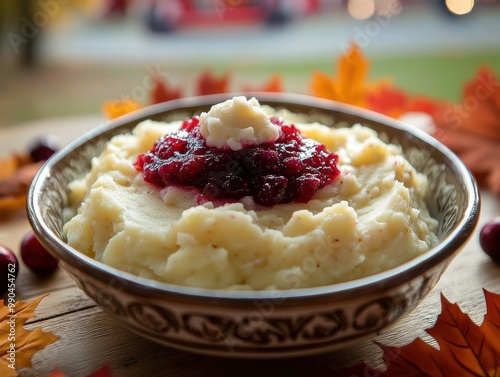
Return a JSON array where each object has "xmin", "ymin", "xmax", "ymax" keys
[{"xmin": 135, "ymin": 116, "xmax": 340, "ymax": 206}]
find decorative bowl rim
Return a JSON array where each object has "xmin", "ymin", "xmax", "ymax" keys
[{"xmin": 27, "ymin": 93, "xmax": 481, "ymax": 303}]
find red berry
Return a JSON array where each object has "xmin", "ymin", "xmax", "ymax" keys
[
  {"xmin": 0, "ymin": 246, "xmax": 19, "ymax": 295},
  {"xmin": 480, "ymin": 217, "xmax": 500, "ymax": 262},
  {"xmin": 28, "ymin": 136, "xmax": 59, "ymax": 162},
  {"xmin": 20, "ymin": 232, "xmax": 58, "ymax": 275}
]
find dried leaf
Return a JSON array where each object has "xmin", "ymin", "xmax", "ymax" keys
[
  {"xmin": 0, "ymin": 155, "xmax": 19, "ymax": 180},
  {"xmin": 0, "ymin": 295, "xmax": 59, "ymax": 377},
  {"xmin": 0, "ymin": 155, "xmax": 41, "ymax": 216},
  {"xmin": 330, "ymin": 290, "xmax": 500, "ymax": 377},
  {"xmin": 102, "ymin": 97, "xmax": 143, "ymax": 119},
  {"xmin": 0, "ymin": 195, "xmax": 27, "ymax": 218},
  {"xmin": 150, "ymin": 76, "xmax": 182, "ymax": 104},
  {"xmin": 196, "ymin": 70, "xmax": 229, "ymax": 96},
  {"xmin": 310, "ymin": 42, "xmax": 382, "ymax": 107}
]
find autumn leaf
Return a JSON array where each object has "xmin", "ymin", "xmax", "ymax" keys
[
  {"xmin": 0, "ymin": 154, "xmax": 42, "ymax": 217},
  {"xmin": 365, "ymin": 84, "xmax": 408, "ymax": 118},
  {"xmin": 0, "ymin": 295, "xmax": 59, "ymax": 377},
  {"xmin": 88, "ymin": 365, "xmax": 114, "ymax": 377},
  {"xmin": 434, "ymin": 67, "xmax": 500, "ymax": 194},
  {"xmin": 406, "ymin": 96, "xmax": 449, "ymax": 118},
  {"xmin": 455, "ymin": 67, "xmax": 500, "ymax": 141},
  {"xmin": 196, "ymin": 70, "xmax": 230, "ymax": 96},
  {"xmin": 365, "ymin": 83, "xmax": 448, "ymax": 120},
  {"xmin": 310, "ymin": 42, "xmax": 384, "ymax": 107},
  {"xmin": 47, "ymin": 369, "xmax": 66, "ymax": 377},
  {"xmin": 329, "ymin": 290, "xmax": 500, "ymax": 377},
  {"xmin": 434, "ymin": 127, "xmax": 500, "ymax": 193},
  {"xmin": 150, "ymin": 76, "xmax": 182, "ymax": 104},
  {"xmin": 242, "ymin": 74, "xmax": 283, "ymax": 93},
  {"xmin": 102, "ymin": 97, "xmax": 143, "ymax": 119},
  {"xmin": 49, "ymin": 364, "xmax": 114, "ymax": 377}
]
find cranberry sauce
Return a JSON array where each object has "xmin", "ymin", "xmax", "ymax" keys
[{"xmin": 135, "ymin": 116, "xmax": 340, "ymax": 206}]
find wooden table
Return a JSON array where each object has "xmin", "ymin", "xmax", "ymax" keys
[{"xmin": 1, "ymin": 116, "xmax": 499, "ymax": 377}]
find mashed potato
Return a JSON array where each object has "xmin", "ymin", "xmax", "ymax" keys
[{"xmin": 63, "ymin": 99, "xmax": 438, "ymax": 290}]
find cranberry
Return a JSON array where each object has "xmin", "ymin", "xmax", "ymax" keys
[
  {"xmin": 480, "ymin": 217, "xmax": 500, "ymax": 262},
  {"xmin": 254, "ymin": 175, "xmax": 288, "ymax": 206},
  {"xmin": 0, "ymin": 246, "xmax": 19, "ymax": 296},
  {"xmin": 28, "ymin": 136, "xmax": 60, "ymax": 162},
  {"xmin": 135, "ymin": 116, "xmax": 340, "ymax": 206},
  {"xmin": 20, "ymin": 232, "xmax": 58, "ymax": 275}
]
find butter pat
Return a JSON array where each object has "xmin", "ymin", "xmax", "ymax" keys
[{"xmin": 199, "ymin": 96, "xmax": 279, "ymax": 150}]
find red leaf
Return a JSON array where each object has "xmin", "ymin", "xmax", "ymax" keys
[
  {"xmin": 365, "ymin": 84, "xmax": 448, "ymax": 121},
  {"xmin": 150, "ymin": 76, "xmax": 182, "ymax": 104},
  {"xmin": 47, "ymin": 369, "xmax": 66, "ymax": 377},
  {"xmin": 480, "ymin": 289, "xmax": 500, "ymax": 355},
  {"xmin": 88, "ymin": 364, "xmax": 113, "ymax": 377},
  {"xmin": 433, "ymin": 66, "xmax": 500, "ymax": 194},
  {"xmin": 365, "ymin": 84, "xmax": 408, "ymax": 118},
  {"xmin": 196, "ymin": 70, "xmax": 229, "ymax": 96},
  {"xmin": 242, "ymin": 74, "xmax": 283, "ymax": 93},
  {"xmin": 48, "ymin": 364, "xmax": 113, "ymax": 377},
  {"xmin": 331, "ymin": 290, "xmax": 500, "ymax": 377}
]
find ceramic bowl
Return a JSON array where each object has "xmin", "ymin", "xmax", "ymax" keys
[{"xmin": 27, "ymin": 93, "xmax": 480, "ymax": 358}]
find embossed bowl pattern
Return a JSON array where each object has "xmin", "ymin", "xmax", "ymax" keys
[{"xmin": 27, "ymin": 94, "xmax": 480, "ymax": 358}]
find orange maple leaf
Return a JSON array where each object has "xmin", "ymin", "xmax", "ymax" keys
[
  {"xmin": 196, "ymin": 70, "xmax": 230, "ymax": 96},
  {"xmin": 310, "ymin": 42, "xmax": 383, "ymax": 107},
  {"xmin": 329, "ymin": 290, "xmax": 500, "ymax": 377},
  {"xmin": 434, "ymin": 67, "xmax": 500, "ymax": 193},
  {"xmin": 150, "ymin": 76, "xmax": 182, "ymax": 104},
  {"xmin": 102, "ymin": 97, "xmax": 143, "ymax": 119},
  {"xmin": 242, "ymin": 74, "xmax": 283, "ymax": 93},
  {"xmin": 0, "ymin": 295, "xmax": 59, "ymax": 377}
]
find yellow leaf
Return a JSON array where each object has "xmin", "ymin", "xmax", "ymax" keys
[
  {"xmin": 102, "ymin": 97, "xmax": 143, "ymax": 119},
  {"xmin": 0, "ymin": 295, "xmax": 59, "ymax": 376},
  {"xmin": 311, "ymin": 72, "xmax": 337, "ymax": 101}
]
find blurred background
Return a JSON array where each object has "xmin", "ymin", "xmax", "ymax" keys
[{"xmin": 1, "ymin": 0, "xmax": 499, "ymax": 130}]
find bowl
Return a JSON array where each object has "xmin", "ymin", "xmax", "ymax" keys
[{"xmin": 27, "ymin": 93, "xmax": 480, "ymax": 358}]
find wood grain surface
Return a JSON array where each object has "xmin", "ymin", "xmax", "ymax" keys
[{"xmin": 1, "ymin": 117, "xmax": 499, "ymax": 377}]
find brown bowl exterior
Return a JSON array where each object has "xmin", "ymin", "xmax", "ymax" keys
[{"xmin": 27, "ymin": 93, "xmax": 480, "ymax": 358}]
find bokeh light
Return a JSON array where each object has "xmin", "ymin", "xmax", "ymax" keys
[
  {"xmin": 376, "ymin": 0, "xmax": 402, "ymax": 17},
  {"xmin": 348, "ymin": 0, "xmax": 376, "ymax": 20},
  {"xmin": 445, "ymin": 0, "xmax": 475, "ymax": 15}
]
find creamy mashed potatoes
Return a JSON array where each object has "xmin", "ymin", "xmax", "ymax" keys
[{"xmin": 63, "ymin": 98, "xmax": 438, "ymax": 290}]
